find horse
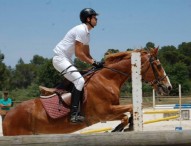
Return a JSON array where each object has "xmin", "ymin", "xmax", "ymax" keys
[{"xmin": 3, "ymin": 48, "xmax": 172, "ymax": 136}]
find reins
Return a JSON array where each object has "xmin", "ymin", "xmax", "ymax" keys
[
  {"xmin": 61, "ymin": 52, "xmax": 167, "ymax": 87},
  {"xmin": 103, "ymin": 66, "xmax": 129, "ymax": 76}
]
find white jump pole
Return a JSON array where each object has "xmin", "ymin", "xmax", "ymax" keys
[
  {"xmin": 153, "ymin": 89, "xmax": 155, "ymax": 110},
  {"xmin": 175, "ymin": 84, "xmax": 182, "ymax": 131},
  {"xmin": 131, "ymin": 52, "xmax": 143, "ymax": 131},
  {"xmin": 179, "ymin": 84, "xmax": 182, "ymax": 128},
  {"xmin": 179, "ymin": 84, "xmax": 182, "ymax": 124}
]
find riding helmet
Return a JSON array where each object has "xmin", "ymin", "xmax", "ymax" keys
[{"xmin": 80, "ymin": 8, "xmax": 98, "ymax": 23}]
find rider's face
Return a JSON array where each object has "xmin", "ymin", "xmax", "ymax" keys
[
  {"xmin": 91, "ymin": 16, "xmax": 97, "ymax": 26},
  {"xmin": 87, "ymin": 15, "xmax": 97, "ymax": 27}
]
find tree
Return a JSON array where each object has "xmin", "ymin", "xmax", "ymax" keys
[
  {"xmin": 37, "ymin": 59, "xmax": 62, "ymax": 87},
  {"xmin": 158, "ymin": 46, "xmax": 178, "ymax": 67},
  {"xmin": 168, "ymin": 62, "xmax": 189, "ymax": 95},
  {"xmin": 0, "ymin": 54, "xmax": 4, "ymax": 61},
  {"xmin": 17, "ymin": 58, "xmax": 25, "ymax": 65},
  {"xmin": 104, "ymin": 49, "xmax": 119, "ymax": 56},
  {"xmin": 178, "ymin": 42, "xmax": 191, "ymax": 56},
  {"xmin": 178, "ymin": 42, "xmax": 191, "ymax": 78},
  {"xmin": 30, "ymin": 55, "xmax": 49, "ymax": 66},
  {"xmin": 74, "ymin": 58, "xmax": 91, "ymax": 70},
  {"xmin": 146, "ymin": 42, "xmax": 155, "ymax": 49},
  {"xmin": 11, "ymin": 63, "xmax": 36, "ymax": 89},
  {"xmin": 0, "ymin": 52, "xmax": 11, "ymax": 90}
]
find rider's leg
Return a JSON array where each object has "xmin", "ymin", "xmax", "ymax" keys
[
  {"xmin": 63, "ymin": 66, "xmax": 85, "ymax": 123},
  {"xmin": 53, "ymin": 56, "xmax": 85, "ymax": 123},
  {"xmin": 70, "ymin": 84, "xmax": 85, "ymax": 123}
]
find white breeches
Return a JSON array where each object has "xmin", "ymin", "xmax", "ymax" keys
[{"xmin": 52, "ymin": 56, "xmax": 85, "ymax": 91}]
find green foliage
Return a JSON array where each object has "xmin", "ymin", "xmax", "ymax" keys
[
  {"xmin": 178, "ymin": 42, "xmax": 191, "ymax": 56},
  {"xmin": 104, "ymin": 49, "xmax": 119, "ymax": 56},
  {"xmin": 0, "ymin": 53, "xmax": 4, "ymax": 61},
  {"xmin": 120, "ymin": 80, "xmax": 132, "ymax": 96},
  {"xmin": 12, "ymin": 63, "xmax": 36, "ymax": 89},
  {"xmin": 37, "ymin": 59, "xmax": 63, "ymax": 87},
  {"xmin": 168, "ymin": 62, "xmax": 189, "ymax": 95},
  {"xmin": 0, "ymin": 52, "xmax": 11, "ymax": 90},
  {"xmin": 10, "ymin": 88, "xmax": 37, "ymax": 101},
  {"xmin": 146, "ymin": 42, "xmax": 155, "ymax": 49},
  {"xmin": 74, "ymin": 58, "xmax": 91, "ymax": 70}
]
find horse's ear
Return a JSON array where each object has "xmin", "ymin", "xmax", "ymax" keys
[
  {"xmin": 154, "ymin": 46, "xmax": 159, "ymax": 55},
  {"xmin": 150, "ymin": 47, "xmax": 154, "ymax": 55},
  {"xmin": 150, "ymin": 46, "xmax": 159, "ymax": 57}
]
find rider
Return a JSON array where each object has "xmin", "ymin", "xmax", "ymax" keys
[{"xmin": 52, "ymin": 8, "xmax": 103, "ymax": 123}]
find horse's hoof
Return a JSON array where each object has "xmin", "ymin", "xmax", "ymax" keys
[
  {"xmin": 111, "ymin": 123, "xmax": 124, "ymax": 132},
  {"xmin": 124, "ymin": 125, "xmax": 134, "ymax": 132}
]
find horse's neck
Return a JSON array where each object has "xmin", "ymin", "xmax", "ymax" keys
[{"xmin": 100, "ymin": 59, "xmax": 131, "ymax": 88}]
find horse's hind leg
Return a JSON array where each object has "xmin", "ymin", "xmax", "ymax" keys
[
  {"xmin": 3, "ymin": 111, "xmax": 33, "ymax": 136},
  {"xmin": 3, "ymin": 103, "xmax": 34, "ymax": 136}
]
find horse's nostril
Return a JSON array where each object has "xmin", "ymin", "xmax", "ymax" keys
[{"xmin": 168, "ymin": 86, "xmax": 172, "ymax": 91}]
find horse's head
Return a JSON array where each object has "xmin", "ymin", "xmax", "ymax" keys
[
  {"xmin": 104, "ymin": 48, "xmax": 172, "ymax": 95},
  {"xmin": 141, "ymin": 47, "xmax": 172, "ymax": 95}
]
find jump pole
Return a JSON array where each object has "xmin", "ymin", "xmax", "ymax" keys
[
  {"xmin": 80, "ymin": 127, "xmax": 112, "ymax": 134},
  {"xmin": 131, "ymin": 52, "xmax": 143, "ymax": 131},
  {"xmin": 144, "ymin": 109, "xmax": 179, "ymax": 114},
  {"xmin": 175, "ymin": 84, "xmax": 182, "ymax": 131},
  {"xmin": 1, "ymin": 131, "xmax": 191, "ymax": 145},
  {"xmin": 153, "ymin": 89, "xmax": 155, "ymax": 110},
  {"xmin": 144, "ymin": 115, "xmax": 179, "ymax": 124}
]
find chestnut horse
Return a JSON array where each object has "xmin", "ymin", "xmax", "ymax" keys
[{"xmin": 3, "ymin": 48, "xmax": 172, "ymax": 136}]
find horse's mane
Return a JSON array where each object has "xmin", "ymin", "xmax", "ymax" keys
[{"xmin": 105, "ymin": 49, "xmax": 148, "ymax": 64}]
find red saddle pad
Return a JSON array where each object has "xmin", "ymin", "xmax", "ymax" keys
[{"xmin": 40, "ymin": 94, "xmax": 70, "ymax": 119}]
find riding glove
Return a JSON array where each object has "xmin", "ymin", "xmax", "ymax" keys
[{"xmin": 92, "ymin": 61, "xmax": 104, "ymax": 68}]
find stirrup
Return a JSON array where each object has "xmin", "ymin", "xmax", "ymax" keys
[{"xmin": 70, "ymin": 114, "xmax": 85, "ymax": 123}]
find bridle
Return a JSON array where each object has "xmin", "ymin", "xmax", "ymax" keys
[
  {"xmin": 101, "ymin": 54, "xmax": 167, "ymax": 87},
  {"xmin": 142, "ymin": 55, "xmax": 167, "ymax": 87}
]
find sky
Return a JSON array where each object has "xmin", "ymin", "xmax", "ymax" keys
[{"xmin": 0, "ymin": 0, "xmax": 191, "ymax": 67}]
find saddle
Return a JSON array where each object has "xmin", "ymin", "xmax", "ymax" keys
[
  {"xmin": 39, "ymin": 85, "xmax": 86, "ymax": 119},
  {"xmin": 38, "ymin": 68, "xmax": 94, "ymax": 119}
]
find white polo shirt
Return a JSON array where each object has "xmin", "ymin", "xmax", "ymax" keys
[{"xmin": 53, "ymin": 23, "xmax": 90, "ymax": 60}]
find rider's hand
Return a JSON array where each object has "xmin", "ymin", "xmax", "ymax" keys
[{"xmin": 92, "ymin": 61, "xmax": 104, "ymax": 68}]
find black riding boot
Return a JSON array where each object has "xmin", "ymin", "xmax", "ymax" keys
[{"xmin": 70, "ymin": 87, "xmax": 85, "ymax": 123}]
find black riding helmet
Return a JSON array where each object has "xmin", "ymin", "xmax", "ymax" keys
[{"xmin": 80, "ymin": 8, "xmax": 98, "ymax": 23}]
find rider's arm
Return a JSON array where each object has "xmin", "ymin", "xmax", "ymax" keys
[{"xmin": 75, "ymin": 41, "xmax": 94, "ymax": 64}]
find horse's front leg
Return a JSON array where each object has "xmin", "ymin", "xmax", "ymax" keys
[
  {"xmin": 110, "ymin": 104, "xmax": 133, "ymax": 132},
  {"xmin": 110, "ymin": 104, "xmax": 133, "ymax": 115}
]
